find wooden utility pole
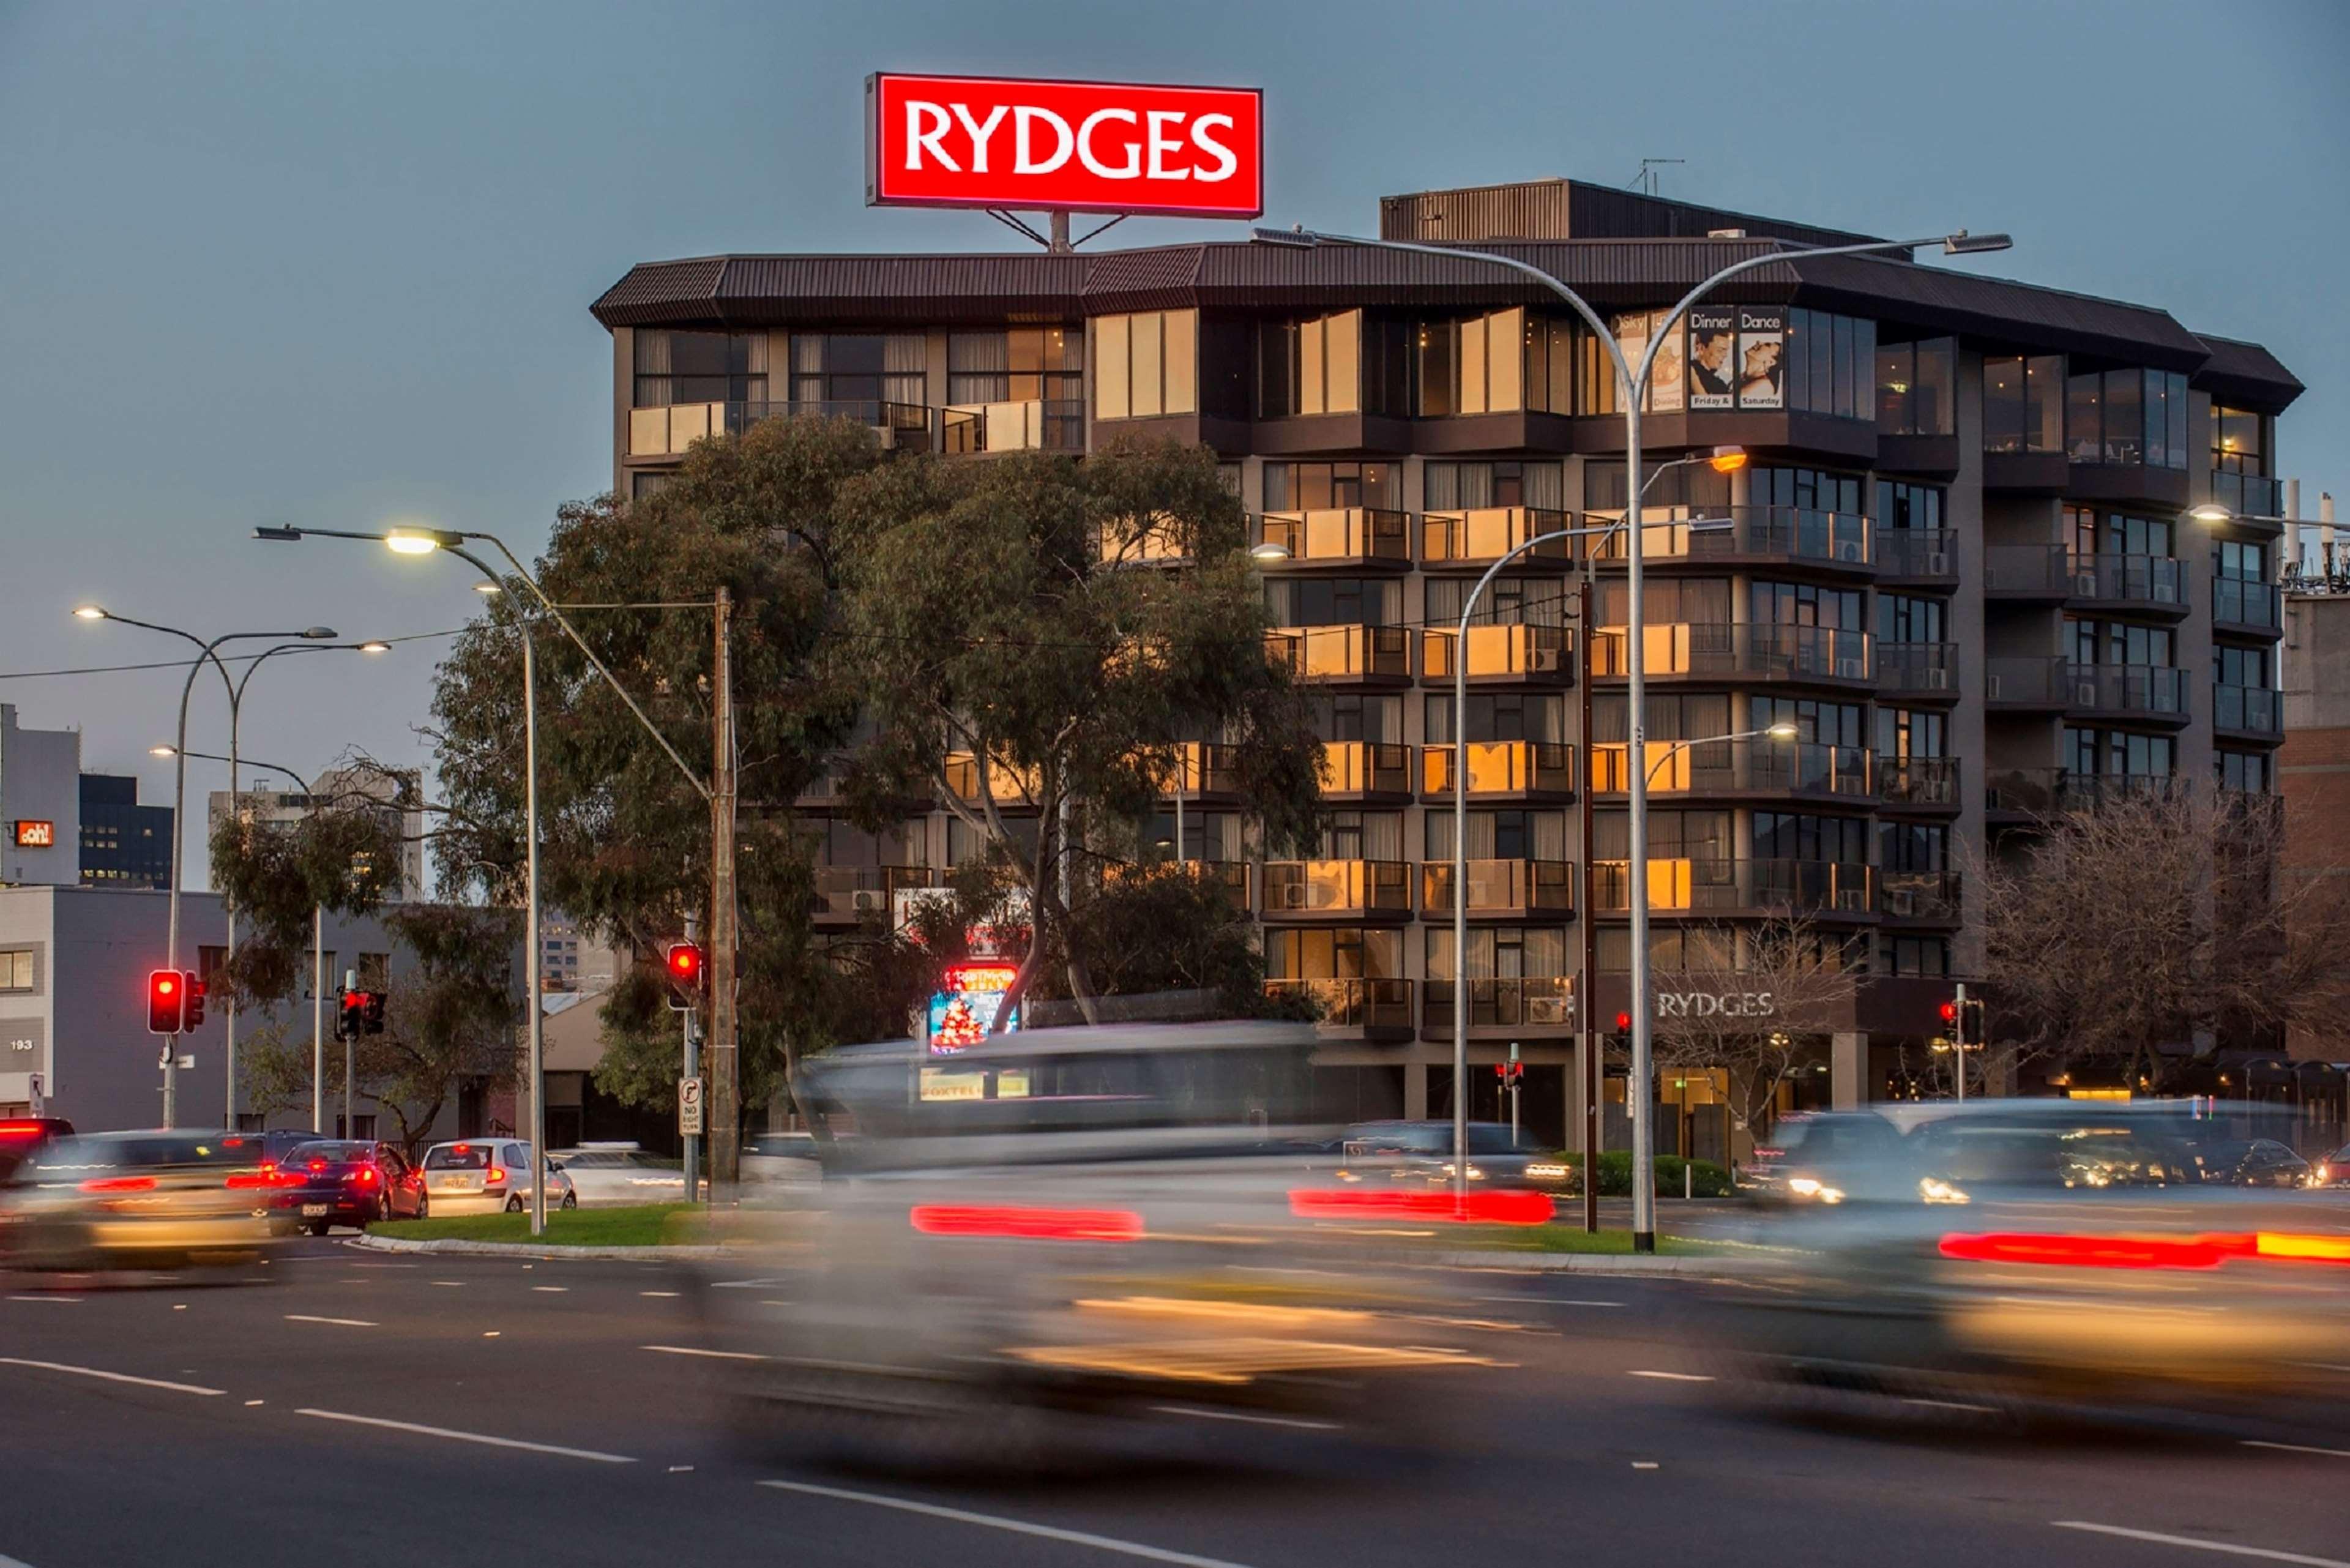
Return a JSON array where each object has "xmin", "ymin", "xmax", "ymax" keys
[{"xmin": 709, "ymin": 585, "xmax": 740, "ymax": 1187}]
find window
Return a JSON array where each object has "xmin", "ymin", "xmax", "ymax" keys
[
  {"xmin": 2214, "ymin": 539, "xmax": 2267, "ymax": 581},
  {"xmin": 1876, "ymin": 707, "xmax": 1947, "ymax": 760},
  {"xmin": 1752, "ymin": 466, "xmax": 1867, "ymax": 517},
  {"xmin": 1750, "ymin": 697, "xmax": 1866, "ymax": 748},
  {"xmin": 1879, "ymin": 822, "xmax": 1947, "ymax": 873},
  {"xmin": 1785, "ymin": 312, "xmax": 1876, "ymax": 420},
  {"xmin": 1316, "ymin": 810, "xmax": 1404, "ymax": 861},
  {"xmin": 1594, "ymin": 577, "xmax": 1732, "ymax": 625},
  {"xmin": 2067, "ymin": 618, "xmax": 2173, "ymax": 667},
  {"xmin": 2066, "ymin": 727, "xmax": 2174, "ymax": 777},
  {"xmin": 0, "ymin": 950, "xmax": 31, "ymax": 991},
  {"xmin": 1521, "ymin": 316, "xmax": 1578, "ymax": 414},
  {"xmin": 1751, "ymin": 581, "xmax": 1865, "ymax": 631},
  {"xmin": 633, "ymin": 331, "xmax": 767, "ymax": 408},
  {"xmin": 1878, "ymin": 594, "xmax": 1947, "ymax": 643},
  {"xmin": 1424, "ymin": 809, "xmax": 1567, "ymax": 861},
  {"xmin": 1423, "ymin": 461, "xmax": 1564, "ymax": 511},
  {"xmin": 307, "ymin": 954, "xmax": 337, "ymax": 1001},
  {"xmin": 1141, "ymin": 808, "xmax": 1243, "ymax": 862},
  {"xmin": 1593, "ymin": 809, "xmax": 1733, "ymax": 862},
  {"xmin": 1094, "ymin": 310, "xmax": 1197, "ymax": 419},
  {"xmin": 1753, "ymin": 812, "xmax": 1868, "ymax": 864},
  {"xmin": 1311, "ymin": 694, "xmax": 1403, "ymax": 744},
  {"xmin": 1878, "ymin": 936, "xmax": 1950, "ymax": 977},
  {"xmin": 1414, "ymin": 309, "xmax": 1528, "ymax": 417},
  {"xmin": 1263, "ymin": 461, "xmax": 1400, "ymax": 511},
  {"xmin": 2213, "ymin": 644, "xmax": 2270, "ymax": 688},
  {"xmin": 357, "ymin": 952, "xmax": 390, "ymax": 989},
  {"xmin": 630, "ymin": 472, "xmax": 671, "ymax": 501},
  {"xmin": 1598, "ymin": 926, "xmax": 1739, "ymax": 974},
  {"xmin": 2065, "ymin": 367, "xmax": 2189, "ymax": 468},
  {"xmin": 2067, "ymin": 506, "xmax": 2173, "ymax": 560},
  {"xmin": 2217, "ymin": 750, "xmax": 2272, "ymax": 793},
  {"xmin": 1424, "ymin": 575, "xmax": 1572, "ymax": 629},
  {"xmin": 789, "ymin": 333, "xmax": 925, "ymax": 410},
  {"xmin": 2212, "ymin": 406, "xmax": 2270, "ymax": 477},
  {"xmin": 1584, "ymin": 461, "xmax": 1730, "ymax": 513},
  {"xmin": 947, "ymin": 327, "xmax": 1084, "ymax": 406},
  {"xmin": 1426, "ymin": 925, "xmax": 1569, "ymax": 980},
  {"xmin": 1257, "ymin": 312, "xmax": 1362, "ymax": 417},
  {"xmin": 1874, "ymin": 338, "xmax": 1956, "ymax": 435},
  {"xmin": 1983, "ymin": 355, "xmax": 2065, "ymax": 453},
  {"xmin": 1265, "ymin": 927, "xmax": 1401, "ymax": 981},
  {"xmin": 1425, "ymin": 691, "xmax": 1565, "ymax": 744},
  {"xmin": 1591, "ymin": 692, "xmax": 1731, "ymax": 744},
  {"xmin": 1874, "ymin": 479, "xmax": 1944, "ymax": 531},
  {"xmin": 198, "ymin": 947, "xmax": 228, "ymax": 985},
  {"xmin": 1263, "ymin": 577, "xmax": 1400, "ymax": 627}
]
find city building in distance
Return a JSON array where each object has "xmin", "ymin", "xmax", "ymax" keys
[
  {"xmin": 592, "ymin": 177, "xmax": 2303, "ymax": 1157},
  {"xmin": 78, "ymin": 772, "xmax": 173, "ymax": 890},
  {"xmin": 207, "ymin": 766, "xmax": 428, "ymax": 901},
  {"xmin": 0, "ymin": 704, "xmax": 81, "ymax": 890}
]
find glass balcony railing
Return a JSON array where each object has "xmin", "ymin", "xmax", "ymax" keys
[
  {"xmin": 941, "ymin": 398, "xmax": 1085, "ymax": 455},
  {"xmin": 1255, "ymin": 508, "xmax": 1412, "ymax": 566},
  {"xmin": 1984, "ymin": 543, "xmax": 2070, "ymax": 596},
  {"xmin": 2210, "ymin": 472, "xmax": 2283, "ymax": 518},
  {"xmin": 1590, "ymin": 857, "xmax": 1873, "ymax": 914},
  {"xmin": 1877, "ymin": 642, "xmax": 1960, "ymax": 696},
  {"xmin": 2214, "ymin": 578, "xmax": 2284, "ymax": 631},
  {"xmin": 2215, "ymin": 683, "xmax": 2281, "ymax": 734},
  {"xmin": 2068, "ymin": 551, "xmax": 2184, "ymax": 609},
  {"xmin": 627, "ymin": 399, "xmax": 935, "ymax": 457},
  {"xmin": 1985, "ymin": 767, "xmax": 2184, "ymax": 814},
  {"xmin": 2068, "ymin": 663, "xmax": 2188, "ymax": 718},
  {"xmin": 1266, "ymin": 625, "xmax": 1414, "ymax": 681},
  {"xmin": 1589, "ymin": 506, "xmax": 1873, "ymax": 567},
  {"xmin": 1878, "ymin": 869, "xmax": 1962, "ymax": 921},
  {"xmin": 1420, "ymin": 859, "xmax": 1575, "ymax": 916},
  {"xmin": 1878, "ymin": 755, "xmax": 1960, "ymax": 808},
  {"xmin": 1874, "ymin": 528, "xmax": 1957, "ymax": 578},
  {"xmin": 1261, "ymin": 859, "xmax": 1414, "ymax": 916},
  {"xmin": 1590, "ymin": 624, "xmax": 1873, "ymax": 682},
  {"xmin": 1418, "ymin": 507, "xmax": 1575, "ymax": 567},
  {"xmin": 1419, "ymin": 624, "xmax": 1572, "ymax": 681},
  {"xmin": 1264, "ymin": 976, "xmax": 1416, "ymax": 1032},
  {"xmin": 1985, "ymin": 655, "xmax": 2070, "ymax": 705},
  {"xmin": 811, "ymin": 865, "xmax": 937, "ymax": 920},
  {"xmin": 1318, "ymin": 741, "xmax": 1413, "ymax": 796},
  {"xmin": 1589, "ymin": 739, "xmax": 1870, "ymax": 799},
  {"xmin": 1422, "ymin": 976, "xmax": 1576, "ymax": 1029},
  {"xmin": 1152, "ymin": 742, "xmax": 1244, "ymax": 796},
  {"xmin": 1420, "ymin": 742, "xmax": 1577, "ymax": 797}
]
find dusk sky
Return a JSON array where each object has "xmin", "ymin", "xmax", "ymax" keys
[{"xmin": 3, "ymin": 0, "xmax": 2343, "ymax": 888}]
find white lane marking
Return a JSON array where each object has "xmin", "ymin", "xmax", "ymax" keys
[
  {"xmin": 710, "ymin": 1277, "xmax": 789, "ymax": 1289},
  {"xmin": 759, "ymin": 1479, "xmax": 1261, "ymax": 1567},
  {"xmin": 640, "ymin": 1291, "xmax": 680, "ymax": 1299},
  {"xmin": 7, "ymin": 1296, "xmax": 83, "ymax": 1304},
  {"xmin": 2053, "ymin": 1520, "xmax": 2350, "ymax": 1567},
  {"xmin": 1631, "ymin": 1461, "xmax": 1660, "ymax": 1469},
  {"xmin": 1148, "ymin": 1405, "xmax": 1340, "ymax": 1432},
  {"xmin": 1627, "ymin": 1369, "xmax": 1714, "ymax": 1383},
  {"xmin": 482, "ymin": 1331, "xmax": 501, "ymax": 1338},
  {"xmin": 2245, "ymin": 1439, "xmax": 2350, "ymax": 1460},
  {"xmin": 244, "ymin": 1400, "xmax": 264, "ymax": 1407},
  {"xmin": 1901, "ymin": 1397, "xmax": 1996, "ymax": 1414},
  {"xmin": 431, "ymin": 1280, "xmax": 464, "ymax": 1288},
  {"xmin": 285, "ymin": 1314, "xmax": 378, "ymax": 1329},
  {"xmin": 1475, "ymin": 1294, "xmax": 1627, "ymax": 1309},
  {"xmin": 639, "ymin": 1344, "xmax": 767, "ymax": 1361},
  {"xmin": 0, "ymin": 1357, "xmax": 225, "ymax": 1397},
  {"xmin": 294, "ymin": 1408, "xmax": 635, "ymax": 1464},
  {"xmin": 531, "ymin": 1286, "xmax": 568, "ymax": 1294}
]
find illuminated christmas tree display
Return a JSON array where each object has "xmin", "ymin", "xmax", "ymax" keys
[{"xmin": 931, "ymin": 996, "xmax": 986, "ymax": 1052}]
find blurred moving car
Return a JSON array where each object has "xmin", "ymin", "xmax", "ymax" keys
[
  {"xmin": 268, "ymin": 1140, "xmax": 427, "ymax": 1234},
  {"xmin": 548, "ymin": 1143, "xmax": 686, "ymax": 1206},
  {"xmin": 2196, "ymin": 1138, "xmax": 2313, "ymax": 1189},
  {"xmin": 0, "ymin": 1117, "xmax": 75, "ymax": 1184},
  {"xmin": 0, "ymin": 1129, "xmax": 278, "ymax": 1269},
  {"xmin": 1337, "ymin": 1121, "xmax": 1553, "ymax": 1189},
  {"xmin": 2316, "ymin": 1144, "xmax": 2350, "ymax": 1188},
  {"xmin": 739, "ymin": 1130, "xmax": 819, "ymax": 1186},
  {"xmin": 421, "ymin": 1138, "xmax": 575, "ymax": 1214},
  {"xmin": 1740, "ymin": 1110, "xmax": 1906, "ymax": 1204}
]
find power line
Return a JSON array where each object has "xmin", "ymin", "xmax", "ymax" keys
[{"xmin": 0, "ymin": 627, "xmax": 466, "ymax": 682}]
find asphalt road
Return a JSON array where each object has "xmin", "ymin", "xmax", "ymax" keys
[{"xmin": 3, "ymin": 1238, "xmax": 2348, "ymax": 1568}]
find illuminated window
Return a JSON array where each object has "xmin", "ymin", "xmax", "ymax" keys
[{"xmin": 0, "ymin": 950, "xmax": 32, "ymax": 991}]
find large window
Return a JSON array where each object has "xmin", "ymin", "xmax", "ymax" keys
[
  {"xmin": 1424, "ymin": 690, "xmax": 1566, "ymax": 744},
  {"xmin": 2067, "ymin": 727, "xmax": 2174, "ymax": 777},
  {"xmin": 1520, "ymin": 316, "xmax": 1579, "ymax": 414},
  {"xmin": 1874, "ymin": 479, "xmax": 1944, "ymax": 531},
  {"xmin": 0, "ymin": 950, "xmax": 31, "ymax": 991},
  {"xmin": 2065, "ymin": 367, "xmax": 2190, "ymax": 468},
  {"xmin": 1878, "ymin": 594, "xmax": 1947, "ymax": 643},
  {"xmin": 789, "ymin": 333, "xmax": 923, "ymax": 409},
  {"xmin": 1983, "ymin": 354, "xmax": 2065, "ymax": 453},
  {"xmin": 1425, "ymin": 925, "xmax": 1570, "ymax": 982},
  {"xmin": 2214, "ymin": 644, "xmax": 2270, "ymax": 689},
  {"xmin": 1784, "ymin": 308, "xmax": 1876, "ymax": 420},
  {"xmin": 1266, "ymin": 927, "xmax": 1402, "ymax": 981},
  {"xmin": 1592, "ymin": 691, "xmax": 1732, "ymax": 744},
  {"xmin": 1423, "ymin": 809, "xmax": 1569, "ymax": 861},
  {"xmin": 1751, "ymin": 581, "xmax": 1865, "ymax": 630},
  {"xmin": 1874, "ymin": 338, "xmax": 1956, "ymax": 436},
  {"xmin": 1594, "ymin": 809, "xmax": 1731, "ymax": 861},
  {"xmin": 1311, "ymin": 693, "xmax": 1404, "ymax": 744},
  {"xmin": 1257, "ymin": 312, "xmax": 1361, "ymax": 418},
  {"xmin": 1879, "ymin": 936, "xmax": 1950, "ymax": 977},
  {"xmin": 1424, "ymin": 574, "xmax": 1572, "ymax": 629},
  {"xmin": 1316, "ymin": 810, "xmax": 1404, "ymax": 861},
  {"xmin": 2067, "ymin": 506, "xmax": 2174, "ymax": 559},
  {"xmin": 1423, "ymin": 461, "xmax": 1564, "ymax": 510},
  {"xmin": 1876, "ymin": 707, "xmax": 1947, "ymax": 760},
  {"xmin": 1263, "ymin": 461, "xmax": 1400, "ymax": 511},
  {"xmin": 1094, "ymin": 310, "xmax": 1197, "ymax": 420},
  {"xmin": 1263, "ymin": 577, "xmax": 1400, "ymax": 627},
  {"xmin": 633, "ymin": 331, "xmax": 767, "ymax": 408},
  {"xmin": 1414, "ymin": 310, "xmax": 1529, "ymax": 417},
  {"xmin": 1595, "ymin": 576, "xmax": 1733, "ymax": 625},
  {"xmin": 2217, "ymin": 750, "xmax": 2272, "ymax": 793},
  {"xmin": 1879, "ymin": 821, "xmax": 1948, "ymax": 873},
  {"xmin": 2214, "ymin": 539, "xmax": 2267, "ymax": 582},
  {"xmin": 947, "ymin": 327, "xmax": 1083, "ymax": 406},
  {"xmin": 2068, "ymin": 618, "xmax": 2173, "ymax": 667},
  {"xmin": 1753, "ymin": 812, "xmax": 1868, "ymax": 863},
  {"xmin": 2212, "ymin": 405, "xmax": 2270, "ymax": 478},
  {"xmin": 1752, "ymin": 465, "xmax": 1867, "ymax": 516},
  {"xmin": 1750, "ymin": 696, "xmax": 1867, "ymax": 748}
]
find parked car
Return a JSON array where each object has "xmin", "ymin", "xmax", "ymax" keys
[
  {"xmin": 0, "ymin": 1129, "xmax": 275, "ymax": 1269},
  {"xmin": 1336, "ymin": 1121, "xmax": 1550, "ymax": 1188},
  {"xmin": 2316, "ymin": 1145, "xmax": 2350, "ymax": 1188},
  {"xmin": 246, "ymin": 1129, "xmax": 325, "ymax": 1168},
  {"xmin": 0, "ymin": 1117, "xmax": 75, "ymax": 1184},
  {"xmin": 421, "ymin": 1138, "xmax": 575, "ymax": 1214},
  {"xmin": 547, "ymin": 1143, "xmax": 686, "ymax": 1206},
  {"xmin": 268, "ymin": 1140, "xmax": 428, "ymax": 1234},
  {"xmin": 2197, "ymin": 1138, "xmax": 2313, "ymax": 1189}
]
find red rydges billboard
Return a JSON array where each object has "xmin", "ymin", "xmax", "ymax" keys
[{"xmin": 868, "ymin": 73, "xmax": 1263, "ymax": 218}]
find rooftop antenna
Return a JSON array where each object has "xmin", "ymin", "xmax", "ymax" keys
[{"xmin": 1629, "ymin": 158, "xmax": 1685, "ymax": 197}]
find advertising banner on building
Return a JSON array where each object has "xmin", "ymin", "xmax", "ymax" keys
[
  {"xmin": 868, "ymin": 73, "xmax": 1264, "ymax": 217},
  {"xmin": 1685, "ymin": 306, "xmax": 1737, "ymax": 409},
  {"xmin": 927, "ymin": 962, "xmax": 1021, "ymax": 1054},
  {"xmin": 1736, "ymin": 307, "xmax": 1788, "ymax": 410}
]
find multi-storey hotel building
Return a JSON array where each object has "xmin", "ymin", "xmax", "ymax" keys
[{"xmin": 591, "ymin": 178, "xmax": 2302, "ymax": 1155}]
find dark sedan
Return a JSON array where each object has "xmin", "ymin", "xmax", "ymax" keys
[
  {"xmin": 2198, "ymin": 1138, "xmax": 2313, "ymax": 1189},
  {"xmin": 268, "ymin": 1140, "xmax": 428, "ymax": 1234},
  {"xmin": 1336, "ymin": 1121, "xmax": 1556, "ymax": 1188}
]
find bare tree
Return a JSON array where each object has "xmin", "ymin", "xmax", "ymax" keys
[
  {"xmin": 1648, "ymin": 916, "xmax": 1856, "ymax": 1146},
  {"xmin": 1972, "ymin": 789, "xmax": 2350, "ymax": 1085}
]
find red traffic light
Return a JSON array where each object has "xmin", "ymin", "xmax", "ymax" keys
[
  {"xmin": 1614, "ymin": 1010, "xmax": 1632, "ymax": 1033},
  {"xmin": 147, "ymin": 969, "xmax": 186, "ymax": 1035},
  {"xmin": 1939, "ymin": 1000, "xmax": 1958, "ymax": 1024},
  {"xmin": 666, "ymin": 943, "xmax": 704, "ymax": 984}
]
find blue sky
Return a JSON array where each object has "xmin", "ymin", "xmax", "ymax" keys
[{"xmin": 2, "ymin": 0, "xmax": 2342, "ymax": 886}]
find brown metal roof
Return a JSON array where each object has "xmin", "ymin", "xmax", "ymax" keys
[{"xmin": 2192, "ymin": 334, "xmax": 2305, "ymax": 410}]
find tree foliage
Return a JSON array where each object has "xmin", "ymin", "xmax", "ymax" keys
[{"xmin": 207, "ymin": 761, "xmax": 407, "ymax": 1010}]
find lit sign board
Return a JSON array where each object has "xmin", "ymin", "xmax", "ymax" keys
[
  {"xmin": 927, "ymin": 962, "xmax": 1021, "ymax": 1054},
  {"xmin": 12, "ymin": 821, "xmax": 54, "ymax": 848},
  {"xmin": 868, "ymin": 72, "xmax": 1263, "ymax": 218}
]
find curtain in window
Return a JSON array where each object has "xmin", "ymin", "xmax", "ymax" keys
[
  {"xmin": 883, "ymin": 334, "xmax": 927, "ymax": 406},
  {"xmin": 948, "ymin": 332, "xmax": 1010, "ymax": 405}
]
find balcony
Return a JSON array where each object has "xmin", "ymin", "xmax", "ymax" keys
[
  {"xmin": 1984, "ymin": 543, "xmax": 2070, "ymax": 599},
  {"xmin": 1420, "ymin": 742, "xmax": 1578, "ymax": 801},
  {"xmin": 1418, "ymin": 507, "xmax": 1575, "ymax": 570},
  {"xmin": 1419, "ymin": 624, "xmax": 1572, "ymax": 684},
  {"xmin": 2214, "ymin": 682, "xmax": 2282, "ymax": 738},
  {"xmin": 1104, "ymin": 858, "xmax": 1252, "ymax": 911},
  {"xmin": 2214, "ymin": 578, "xmax": 2285, "ymax": 637},
  {"xmin": 1420, "ymin": 859, "xmax": 1576, "ymax": 919},
  {"xmin": 1589, "ymin": 739, "xmax": 1870, "ymax": 802},
  {"xmin": 2068, "ymin": 663, "xmax": 2190, "ymax": 724},
  {"xmin": 1318, "ymin": 741, "xmax": 1414, "ymax": 801},
  {"xmin": 2209, "ymin": 471, "xmax": 2285, "ymax": 520},
  {"xmin": 1591, "ymin": 858, "xmax": 1874, "ymax": 916},
  {"xmin": 2067, "ymin": 552, "xmax": 2186, "ymax": 617},
  {"xmin": 1878, "ymin": 756, "xmax": 1961, "ymax": 811},
  {"xmin": 1260, "ymin": 859, "xmax": 1414, "ymax": 919},
  {"xmin": 1098, "ymin": 511, "xmax": 1192, "ymax": 566},
  {"xmin": 627, "ymin": 399, "xmax": 933, "ymax": 458},
  {"xmin": 1590, "ymin": 624, "xmax": 1873, "ymax": 685},
  {"xmin": 1878, "ymin": 642, "xmax": 1960, "ymax": 700},
  {"xmin": 1985, "ymin": 767, "xmax": 2184, "ymax": 820},
  {"xmin": 1592, "ymin": 506, "xmax": 1874, "ymax": 574},
  {"xmin": 1266, "ymin": 625, "xmax": 1414, "ymax": 685},
  {"xmin": 1264, "ymin": 977, "xmax": 1416, "ymax": 1039},
  {"xmin": 1254, "ymin": 508, "xmax": 1412, "ymax": 570},
  {"xmin": 1875, "ymin": 528, "xmax": 1959, "ymax": 583},
  {"xmin": 1985, "ymin": 655, "xmax": 2070, "ymax": 709},
  {"xmin": 1153, "ymin": 742, "xmax": 1245, "ymax": 799},
  {"xmin": 943, "ymin": 752, "xmax": 1045, "ymax": 806},
  {"xmin": 1421, "ymin": 977, "xmax": 1576, "ymax": 1034},
  {"xmin": 1878, "ymin": 869, "xmax": 1963, "ymax": 923},
  {"xmin": 941, "ymin": 398, "xmax": 1085, "ymax": 455},
  {"xmin": 811, "ymin": 865, "xmax": 936, "ymax": 925}
]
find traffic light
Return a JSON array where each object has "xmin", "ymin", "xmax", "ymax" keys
[
  {"xmin": 360, "ymin": 991, "xmax": 386, "ymax": 1035},
  {"xmin": 146, "ymin": 969, "xmax": 185, "ymax": 1035},
  {"xmin": 665, "ymin": 942, "xmax": 705, "ymax": 1012},
  {"xmin": 1961, "ymin": 997, "xmax": 1985, "ymax": 1043},
  {"xmin": 183, "ymin": 974, "xmax": 206, "ymax": 1030},
  {"xmin": 338, "ymin": 990, "xmax": 367, "ymax": 1042}
]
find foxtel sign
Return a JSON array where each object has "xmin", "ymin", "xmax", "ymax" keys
[{"xmin": 867, "ymin": 73, "xmax": 1263, "ymax": 218}]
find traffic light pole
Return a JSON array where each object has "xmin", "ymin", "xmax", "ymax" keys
[
  {"xmin": 1578, "ymin": 570, "xmax": 1601, "ymax": 1234},
  {"xmin": 1954, "ymin": 982, "xmax": 1968, "ymax": 1104},
  {"xmin": 343, "ymin": 966, "xmax": 357, "ymax": 1137}
]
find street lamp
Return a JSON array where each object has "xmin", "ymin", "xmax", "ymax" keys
[
  {"xmin": 74, "ymin": 608, "xmax": 335, "ymax": 1128},
  {"xmin": 1255, "ymin": 220, "xmax": 2010, "ymax": 1250}
]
